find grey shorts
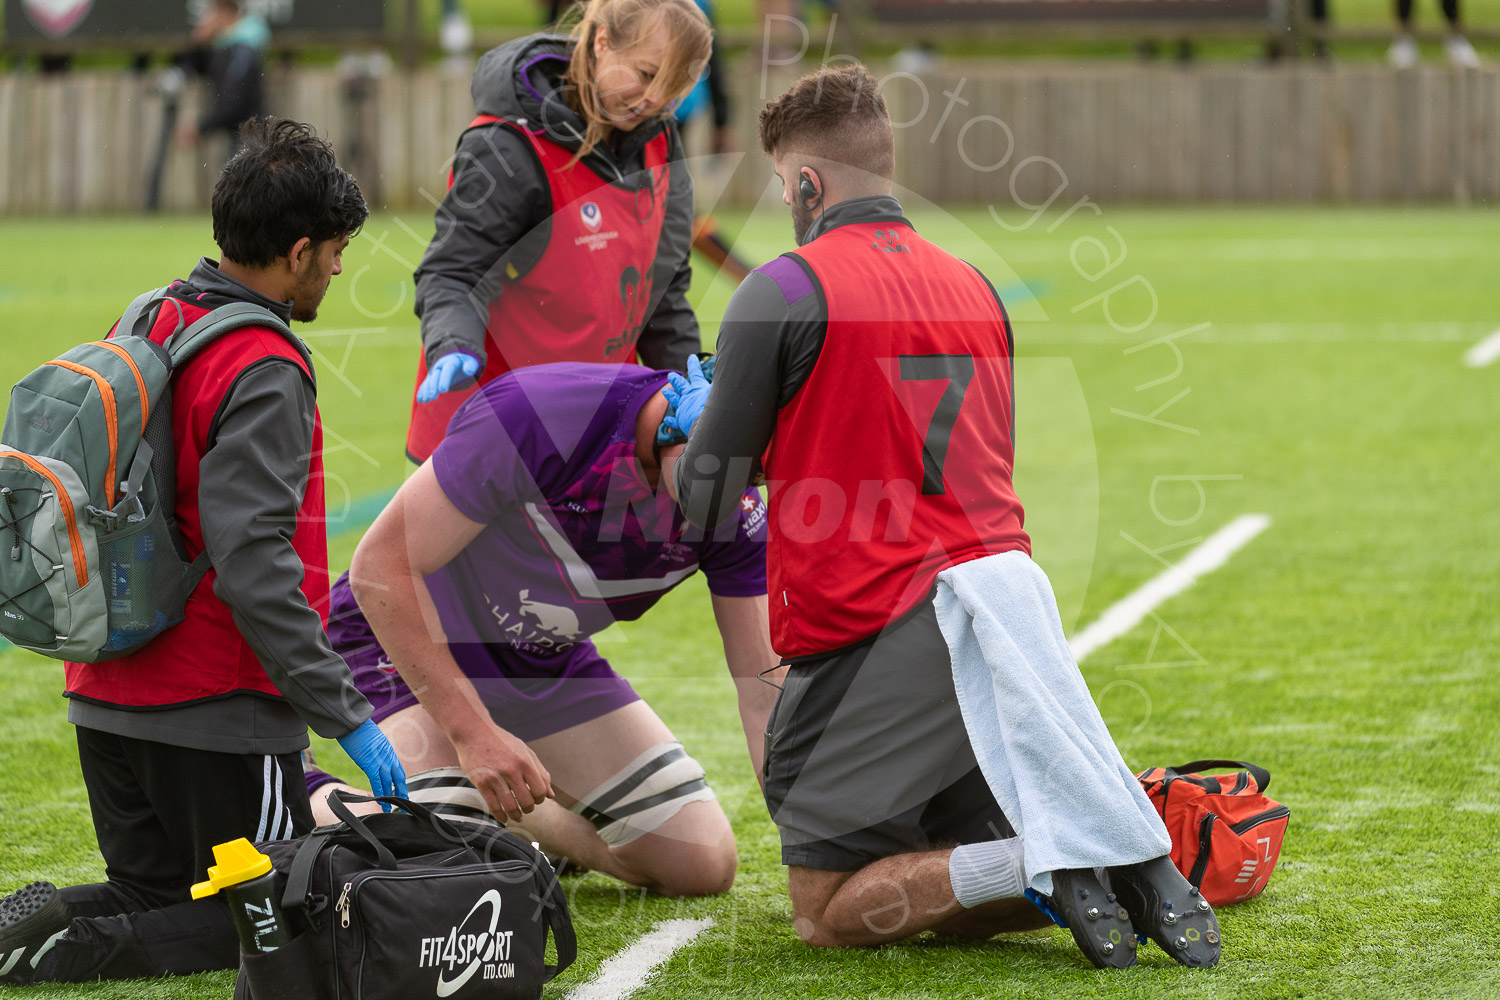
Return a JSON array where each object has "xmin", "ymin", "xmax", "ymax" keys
[{"xmin": 762, "ymin": 597, "xmax": 1015, "ymax": 871}]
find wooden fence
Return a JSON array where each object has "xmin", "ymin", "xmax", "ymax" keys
[
  {"xmin": 888, "ymin": 62, "xmax": 1500, "ymax": 207},
  {"xmin": 1, "ymin": 61, "xmax": 1495, "ymax": 215}
]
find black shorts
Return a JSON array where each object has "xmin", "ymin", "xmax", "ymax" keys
[{"xmin": 762, "ymin": 597, "xmax": 1015, "ymax": 871}]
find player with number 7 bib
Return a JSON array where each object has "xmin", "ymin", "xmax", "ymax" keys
[{"xmin": 663, "ymin": 65, "xmax": 1220, "ymax": 972}]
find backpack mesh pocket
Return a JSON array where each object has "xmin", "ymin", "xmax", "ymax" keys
[{"xmin": 96, "ymin": 501, "xmax": 194, "ymax": 656}]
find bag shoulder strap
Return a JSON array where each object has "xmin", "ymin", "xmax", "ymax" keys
[
  {"xmin": 283, "ymin": 828, "xmax": 335, "ymax": 915},
  {"xmin": 165, "ymin": 302, "xmax": 301, "ymax": 370},
  {"xmin": 541, "ymin": 871, "xmax": 577, "ymax": 980},
  {"xmin": 1168, "ymin": 759, "xmax": 1272, "ymax": 795}
]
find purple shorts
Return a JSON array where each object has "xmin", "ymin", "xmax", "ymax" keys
[{"xmin": 327, "ymin": 574, "xmax": 641, "ymax": 742}]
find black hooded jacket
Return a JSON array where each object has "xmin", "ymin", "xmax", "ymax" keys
[{"xmin": 413, "ymin": 35, "xmax": 700, "ymax": 372}]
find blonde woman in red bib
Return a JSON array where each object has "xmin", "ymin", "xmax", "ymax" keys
[{"xmin": 406, "ymin": 0, "xmax": 712, "ymax": 463}]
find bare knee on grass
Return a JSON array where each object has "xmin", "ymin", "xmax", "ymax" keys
[
  {"xmin": 787, "ymin": 867, "xmax": 860, "ymax": 948},
  {"xmin": 787, "ymin": 851, "xmax": 973, "ymax": 948},
  {"xmin": 607, "ymin": 800, "xmax": 738, "ymax": 896}
]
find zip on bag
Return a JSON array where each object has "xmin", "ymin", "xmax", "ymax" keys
[
  {"xmin": 1229, "ymin": 804, "xmax": 1291, "ymax": 835},
  {"xmin": 43, "ymin": 359, "xmax": 120, "ymax": 507},
  {"xmin": 88, "ymin": 341, "xmax": 152, "ymax": 426},
  {"xmin": 1187, "ymin": 813, "xmax": 1217, "ymax": 888}
]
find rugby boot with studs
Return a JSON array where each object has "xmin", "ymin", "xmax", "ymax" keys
[
  {"xmin": 0, "ymin": 881, "xmax": 70, "ymax": 984},
  {"xmin": 1045, "ymin": 868, "xmax": 1138, "ymax": 969},
  {"xmin": 1107, "ymin": 855, "xmax": 1221, "ymax": 968}
]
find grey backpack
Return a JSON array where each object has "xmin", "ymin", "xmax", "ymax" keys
[{"xmin": 0, "ymin": 286, "xmax": 296, "ymax": 662}]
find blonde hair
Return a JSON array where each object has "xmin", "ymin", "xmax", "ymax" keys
[{"xmin": 562, "ymin": 0, "xmax": 712, "ymax": 163}]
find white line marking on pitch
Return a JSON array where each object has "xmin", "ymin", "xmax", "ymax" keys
[
  {"xmin": 1070, "ymin": 514, "xmax": 1271, "ymax": 664},
  {"xmin": 565, "ymin": 918, "xmax": 714, "ymax": 1000},
  {"xmin": 1464, "ymin": 329, "xmax": 1500, "ymax": 368}
]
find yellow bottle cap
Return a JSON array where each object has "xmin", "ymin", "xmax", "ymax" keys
[{"xmin": 190, "ymin": 838, "xmax": 274, "ymax": 900}]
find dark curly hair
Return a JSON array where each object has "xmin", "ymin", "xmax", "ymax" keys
[{"xmin": 211, "ymin": 118, "xmax": 368, "ymax": 268}]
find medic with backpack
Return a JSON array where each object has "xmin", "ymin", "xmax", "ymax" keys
[{"xmin": 0, "ymin": 118, "xmax": 405, "ymax": 986}]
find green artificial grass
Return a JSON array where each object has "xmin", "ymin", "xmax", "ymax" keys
[{"xmin": 1, "ymin": 203, "xmax": 1498, "ymax": 998}]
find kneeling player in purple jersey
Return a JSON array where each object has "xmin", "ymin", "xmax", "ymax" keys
[{"xmin": 307, "ymin": 361, "xmax": 778, "ymax": 896}]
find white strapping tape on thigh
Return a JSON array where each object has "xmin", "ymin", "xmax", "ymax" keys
[
  {"xmin": 571, "ymin": 741, "xmax": 716, "ymax": 847},
  {"xmin": 406, "ymin": 766, "xmax": 501, "ymax": 828}
]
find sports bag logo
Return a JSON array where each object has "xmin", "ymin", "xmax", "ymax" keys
[{"xmin": 420, "ymin": 889, "xmax": 516, "ymax": 996}]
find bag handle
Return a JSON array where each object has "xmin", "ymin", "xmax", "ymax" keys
[
  {"xmin": 278, "ymin": 789, "xmax": 486, "ymax": 913},
  {"xmin": 283, "ymin": 828, "xmax": 335, "ymax": 915},
  {"xmin": 112, "ymin": 286, "xmax": 182, "ymax": 343},
  {"xmin": 324, "ymin": 791, "xmax": 403, "ymax": 870},
  {"xmin": 327, "ymin": 789, "xmax": 478, "ymax": 847},
  {"xmin": 1167, "ymin": 759, "xmax": 1272, "ymax": 794}
]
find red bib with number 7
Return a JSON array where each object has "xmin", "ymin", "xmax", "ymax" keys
[{"xmin": 759, "ymin": 222, "xmax": 1030, "ymax": 658}]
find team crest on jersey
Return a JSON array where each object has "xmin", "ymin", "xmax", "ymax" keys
[
  {"xmin": 23, "ymin": 0, "xmax": 94, "ymax": 38},
  {"xmin": 574, "ymin": 202, "xmax": 618, "ymax": 251},
  {"xmin": 518, "ymin": 589, "xmax": 583, "ymax": 641},
  {"xmin": 740, "ymin": 493, "xmax": 767, "ymax": 536}
]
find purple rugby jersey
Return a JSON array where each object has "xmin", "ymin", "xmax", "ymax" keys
[{"xmin": 328, "ymin": 363, "xmax": 767, "ymax": 741}]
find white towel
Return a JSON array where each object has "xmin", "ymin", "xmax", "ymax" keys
[{"xmin": 935, "ymin": 550, "xmax": 1172, "ymax": 896}]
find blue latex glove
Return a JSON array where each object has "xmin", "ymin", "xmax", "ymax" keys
[
  {"xmin": 417, "ymin": 351, "xmax": 481, "ymax": 403},
  {"xmin": 336, "ymin": 719, "xmax": 409, "ymax": 811},
  {"xmin": 660, "ymin": 354, "xmax": 712, "ymax": 439}
]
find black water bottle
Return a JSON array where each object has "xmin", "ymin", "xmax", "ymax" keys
[{"xmin": 191, "ymin": 838, "xmax": 291, "ymax": 954}]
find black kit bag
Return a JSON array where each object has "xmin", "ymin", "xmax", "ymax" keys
[{"xmin": 235, "ymin": 790, "xmax": 576, "ymax": 1000}]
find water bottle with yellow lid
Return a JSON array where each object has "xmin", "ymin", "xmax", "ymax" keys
[{"xmin": 191, "ymin": 838, "xmax": 291, "ymax": 955}]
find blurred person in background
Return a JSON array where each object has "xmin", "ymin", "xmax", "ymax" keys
[
  {"xmin": 675, "ymin": 0, "xmax": 731, "ymax": 157},
  {"xmin": 441, "ymin": 0, "xmax": 476, "ymax": 73},
  {"xmin": 1389, "ymin": 0, "xmax": 1481, "ymax": 67},
  {"xmin": 406, "ymin": 0, "xmax": 712, "ymax": 465},
  {"xmin": 675, "ymin": 0, "xmax": 755, "ymax": 284},
  {"xmin": 176, "ymin": 0, "xmax": 270, "ymax": 153}
]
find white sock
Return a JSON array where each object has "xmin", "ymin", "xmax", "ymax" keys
[{"xmin": 948, "ymin": 839, "xmax": 1026, "ymax": 908}]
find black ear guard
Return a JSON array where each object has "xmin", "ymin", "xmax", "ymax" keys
[{"xmin": 799, "ymin": 173, "xmax": 820, "ymax": 209}]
